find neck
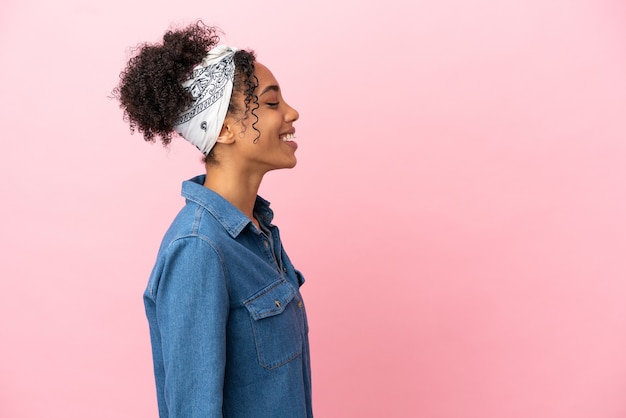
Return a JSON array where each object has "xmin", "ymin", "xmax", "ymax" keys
[{"xmin": 203, "ymin": 162, "xmax": 265, "ymax": 226}]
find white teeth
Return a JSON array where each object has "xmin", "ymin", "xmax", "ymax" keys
[{"xmin": 280, "ymin": 133, "xmax": 296, "ymax": 141}]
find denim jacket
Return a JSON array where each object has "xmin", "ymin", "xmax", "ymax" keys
[{"xmin": 144, "ymin": 175, "xmax": 312, "ymax": 417}]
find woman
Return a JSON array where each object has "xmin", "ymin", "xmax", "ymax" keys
[{"xmin": 116, "ymin": 22, "xmax": 312, "ymax": 417}]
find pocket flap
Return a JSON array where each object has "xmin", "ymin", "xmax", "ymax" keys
[{"xmin": 244, "ymin": 279, "xmax": 297, "ymax": 321}]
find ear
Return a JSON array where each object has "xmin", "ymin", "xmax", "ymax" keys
[{"xmin": 216, "ymin": 118, "xmax": 237, "ymax": 145}]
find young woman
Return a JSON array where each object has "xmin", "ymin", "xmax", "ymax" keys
[{"xmin": 116, "ymin": 22, "xmax": 312, "ymax": 417}]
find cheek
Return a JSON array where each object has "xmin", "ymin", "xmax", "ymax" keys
[{"xmin": 253, "ymin": 115, "xmax": 278, "ymax": 136}]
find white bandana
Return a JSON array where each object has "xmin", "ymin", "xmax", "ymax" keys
[{"xmin": 174, "ymin": 45, "xmax": 238, "ymax": 155}]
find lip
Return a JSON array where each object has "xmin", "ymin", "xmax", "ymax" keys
[
  {"xmin": 284, "ymin": 140, "xmax": 298, "ymax": 150},
  {"xmin": 280, "ymin": 127, "xmax": 297, "ymax": 150}
]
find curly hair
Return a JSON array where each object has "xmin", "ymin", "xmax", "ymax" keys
[{"xmin": 114, "ymin": 21, "xmax": 258, "ymax": 163}]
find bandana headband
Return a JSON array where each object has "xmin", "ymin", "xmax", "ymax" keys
[{"xmin": 174, "ymin": 45, "xmax": 238, "ymax": 155}]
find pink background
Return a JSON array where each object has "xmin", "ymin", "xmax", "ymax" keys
[{"xmin": 2, "ymin": 0, "xmax": 626, "ymax": 417}]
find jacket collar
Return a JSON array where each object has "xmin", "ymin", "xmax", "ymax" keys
[{"xmin": 181, "ymin": 175, "xmax": 274, "ymax": 238}]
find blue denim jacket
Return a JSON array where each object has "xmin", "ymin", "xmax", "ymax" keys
[{"xmin": 144, "ymin": 175, "xmax": 312, "ymax": 417}]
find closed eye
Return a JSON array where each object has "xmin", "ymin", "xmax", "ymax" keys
[{"xmin": 266, "ymin": 102, "xmax": 279, "ymax": 108}]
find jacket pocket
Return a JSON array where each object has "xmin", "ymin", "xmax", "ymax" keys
[
  {"xmin": 243, "ymin": 279, "xmax": 303, "ymax": 369},
  {"xmin": 295, "ymin": 269, "xmax": 306, "ymax": 287}
]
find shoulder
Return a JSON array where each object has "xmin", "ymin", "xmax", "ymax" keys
[
  {"xmin": 161, "ymin": 201, "xmax": 231, "ymax": 248},
  {"xmin": 149, "ymin": 202, "xmax": 232, "ymax": 279},
  {"xmin": 146, "ymin": 231, "xmax": 231, "ymax": 301}
]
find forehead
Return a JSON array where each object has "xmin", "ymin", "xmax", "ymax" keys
[{"xmin": 254, "ymin": 62, "xmax": 279, "ymax": 90}]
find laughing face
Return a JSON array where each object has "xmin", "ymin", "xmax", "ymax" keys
[{"xmin": 225, "ymin": 62, "xmax": 300, "ymax": 174}]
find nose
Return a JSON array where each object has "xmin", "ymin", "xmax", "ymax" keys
[{"xmin": 285, "ymin": 101, "xmax": 299, "ymax": 122}]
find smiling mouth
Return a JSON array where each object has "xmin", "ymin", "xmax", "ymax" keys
[{"xmin": 280, "ymin": 133, "xmax": 296, "ymax": 141}]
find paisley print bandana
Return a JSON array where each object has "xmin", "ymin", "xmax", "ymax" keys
[{"xmin": 174, "ymin": 45, "xmax": 238, "ymax": 155}]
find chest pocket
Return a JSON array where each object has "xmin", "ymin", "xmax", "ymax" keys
[{"xmin": 243, "ymin": 279, "xmax": 303, "ymax": 370}]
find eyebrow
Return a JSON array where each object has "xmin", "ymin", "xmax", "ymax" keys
[{"xmin": 259, "ymin": 85, "xmax": 280, "ymax": 96}]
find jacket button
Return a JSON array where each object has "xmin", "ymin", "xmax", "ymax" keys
[
  {"xmin": 274, "ymin": 300, "xmax": 281, "ymax": 308},
  {"xmin": 298, "ymin": 301, "xmax": 303, "ymax": 309},
  {"xmin": 283, "ymin": 267, "xmax": 287, "ymax": 272}
]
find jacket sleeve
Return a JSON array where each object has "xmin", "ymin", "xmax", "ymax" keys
[{"xmin": 154, "ymin": 236, "xmax": 229, "ymax": 417}]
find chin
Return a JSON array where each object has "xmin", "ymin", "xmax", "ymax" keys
[
  {"xmin": 267, "ymin": 159, "xmax": 297, "ymax": 172},
  {"xmin": 278, "ymin": 156, "xmax": 297, "ymax": 170}
]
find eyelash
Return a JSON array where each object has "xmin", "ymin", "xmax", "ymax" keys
[{"xmin": 266, "ymin": 102, "xmax": 279, "ymax": 108}]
